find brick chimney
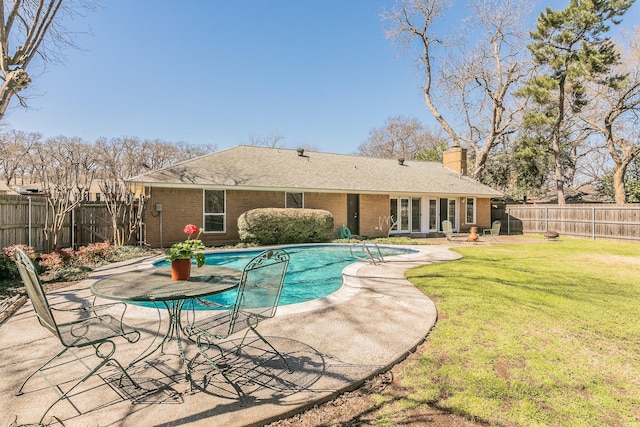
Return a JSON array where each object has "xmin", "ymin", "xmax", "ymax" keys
[{"xmin": 443, "ymin": 146, "xmax": 467, "ymax": 174}]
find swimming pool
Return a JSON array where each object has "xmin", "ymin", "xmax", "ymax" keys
[{"xmin": 155, "ymin": 244, "xmax": 415, "ymax": 309}]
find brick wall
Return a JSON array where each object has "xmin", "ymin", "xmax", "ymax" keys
[
  {"xmin": 476, "ymin": 198, "xmax": 492, "ymax": 229},
  {"xmin": 443, "ymin": 147, "xmax": 468, "ymax": 174},
  {"xmin": 145, "ymin": 187, "xmax": 204, "ymax": 247},
  {"xmin": 456, "ymin": 196, "xmax": 492, "ymax": 230},
  {"xmin": 144, "ymin": 188, "xmax": 382, "ymax": 247},
  {"xmin": 303, "ymin": 193, "xmax": 347, "ymax": 229},
  {"xmin": 360, "ymin": 194, "xmax": 390, "ymax": 237},
  {"xmin": 143, "ymin": 187, "xmax": 491, "ymax": 247}
]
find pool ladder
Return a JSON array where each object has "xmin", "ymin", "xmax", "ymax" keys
[{"xmin": 349, "ymin": 241, "xmax": 386, "ymax": 265}]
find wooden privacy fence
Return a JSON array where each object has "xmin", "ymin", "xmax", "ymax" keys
[
  {"xmin": 0, "ymin": 195, "xmax": 127, "ymax": 252},
  {"xmin": 496, "ymin": 204, "xmax": 640, "ymax": 241},
  {"xmin": 0, "ymin": 195, "xmax": 51, "ymax": 251}
]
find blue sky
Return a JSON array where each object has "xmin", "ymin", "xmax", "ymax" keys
[{"xmin": 3, "ymin": 1, "xmax": 639, "ymax": 155}]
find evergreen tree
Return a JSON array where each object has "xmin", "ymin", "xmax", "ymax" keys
[{"xmin": 518, "ymin": 0, "xmax": 634, "ymax": 204}]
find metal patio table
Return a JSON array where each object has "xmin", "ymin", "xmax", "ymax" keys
[{"xmin": 91, "ymin": 264, "xmax": 241, "ymax": 375}]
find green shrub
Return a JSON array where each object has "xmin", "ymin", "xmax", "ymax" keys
[{"xmin": 238, "ymin": 208, "xmax": 334, "ymax": 245}]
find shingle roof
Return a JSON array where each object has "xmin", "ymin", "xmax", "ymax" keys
[{"xmin": 130, "ymin": 145, "xmax": 503, "ymax": 197}]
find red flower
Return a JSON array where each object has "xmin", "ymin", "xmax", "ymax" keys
[{"xmin": 184, "ymin": 224, "xmax": 199, "ymax": 237}]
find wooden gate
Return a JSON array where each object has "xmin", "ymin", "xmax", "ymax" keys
[{"xmin": 73, "ymin": 204, "xmax": 114, "ymax": 248}]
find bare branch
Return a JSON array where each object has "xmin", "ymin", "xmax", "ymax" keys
[
  {"xmin": 0, "ymin": 0, "xmax": 97, "ymax": 121},
  {"xmin": 383, "ymin": 0, "xmax": 532, "ymax": 178}
]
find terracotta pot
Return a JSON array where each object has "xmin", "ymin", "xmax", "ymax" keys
[
  {"xmin": 468, "ymin": 226, "xmax": 479, "ymax": 243},
  {"xmin": 171, "ymin": 259, "xmax": 191, "ymax": 281}
]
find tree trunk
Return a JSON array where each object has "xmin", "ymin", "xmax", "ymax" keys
[
  {"xmin": 551, "ymin": 135, "xmax": 566, "ymax": 205},
  {"xmin": 553, "ymin": 76, "xmax": 567, "ymax": 205},
  {"xmin": 0, "ymin": 70, "xmax": 30, "ymax": 121},
  {"xmin": 613, "ymin": 166, "xmax": 627, "ymax": 204}
]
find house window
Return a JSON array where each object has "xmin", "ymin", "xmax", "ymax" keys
[
  {"xmin": 400, "ymin": 199, "xmax": 409, "ymax": 231},
  {"xmin": 204, "ymin": 190, "xmax": 225, "ymax": 232},
  {"xmin": 389, "ymin": 199, "xmax": 398, "ymax": 231},
  {"xmin": 466, "ymin": 197, "xmax": 475, "ymax": 224},
  {"xmin": 286, "ymin": 192, "xmax": 303, "ymax": 208},
  {"xmin": 448, "ymin": 199, "xmax": 456, "ymax": 224},
  {"xmin": 429, "ymin": 199, "xmax": 437, "ymax": 230},
  {"xmin": 412, "ymin": 198, "xmax": 421, "ymax": 232},
  {"xmin": 389, "ymin": 197, "xmax": 421, "ymax": 233}
]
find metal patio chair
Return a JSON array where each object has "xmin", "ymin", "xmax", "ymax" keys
[
  {"xmin": 183, "ymin": 248, "xmax": 292, "ymax": 402},
  {"xmin": 483, "ymin": 220, "xmax": 502, "ymax": 243},
  {"xmin": 13, "ymin": 248, "xmax": 140, "ymax": 424},
  {"xmin": 442, "ymin": 220, "xmax": 464, "ymax": 242}
]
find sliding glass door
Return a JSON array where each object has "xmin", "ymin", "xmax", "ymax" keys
[
  {"xmin": 438, "ymin": 198, "xmax": 458, "ymax": 231},
  {"xmin": 390, "ymin": 197, "xmax": 421, "ymax": 233}
]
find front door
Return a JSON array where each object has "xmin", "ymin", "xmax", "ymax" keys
[{"xmin": 347, "ymin": 194, "xmax": 360, "ymax": 235}]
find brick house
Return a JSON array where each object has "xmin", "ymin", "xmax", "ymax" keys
[{"xmin": 131, "ymin": 145, "xmax": 503, "ymax": 247}]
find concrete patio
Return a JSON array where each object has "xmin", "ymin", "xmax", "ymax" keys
[{"xmin": 0, "ymin": 243, "xmax": 463, "ymax": 426}]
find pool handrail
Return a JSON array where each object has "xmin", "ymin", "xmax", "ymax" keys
[{"xmin": 349, "ymin": 241, "xmax": 386, "ymax": 265}]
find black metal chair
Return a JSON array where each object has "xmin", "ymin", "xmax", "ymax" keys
[
  {"xmin": 13, "ymin": 248, "xmax": 140, "ymax": 424},
  {"xmin": 183, "ymin": 248, "xmax": 292, "ymax": 401}
]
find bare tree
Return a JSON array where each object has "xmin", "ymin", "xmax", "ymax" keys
[
  {"xmin": 0, "ymin": 0, "xmax": 96, "ymax": 121},
  {"xmin": 94, "ymin": 137, "xmax": 216, "ymax": 245},
  {"xmin": 357, "ymin": 115, "xmax": 442, "ymax": 160},
  {"xmin": 172, "ymin": 140, "xmax": 217, "ymax": 160},
  {"xmin": 580, "ymin": 32, "xmax": 640, "ymax": 204},
  {"xmin": 248, "ymin": 132, "xmax": 285, "ymax": 148},
  {"xmin": 382, "ymin": 0, "xmax": 531, "ymax": 178},
  {"xmin": 94, "ymin": 137, "xmax": 144, "ymax": 246},
  {"xmin": 133, "ymin": 138, "xmax": 216, "ymax": 171},
  {"xmin": 32, "ymin": 136, "xmax": 95, "ymax": 249},
  {"xmin": 0, "ymin": 128, "xmax": 39, "ymax": 185}
]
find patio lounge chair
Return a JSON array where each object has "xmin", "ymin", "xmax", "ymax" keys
[
  {"xmin": 442, "ymin": 220, "xmax": 464, "ymax": 242},
  {"xmin": 483, "ymin": 220, "xmax": 502, "ymax": 243},
  {"xmin": 183, "ymin": 248, "xmax": 292, "ymax": 402},
  {"xmin": 13, "ymin": 248, "xmax": 140, "ymax": 424}
]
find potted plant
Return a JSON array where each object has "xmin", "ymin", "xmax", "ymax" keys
[{"xmin": 165, "ymin": 224, "xmax": 206, "ymax": 280}]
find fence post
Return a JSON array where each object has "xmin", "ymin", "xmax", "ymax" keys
[
  {"xmin": 545, "ymin": 206, "xmax": 548, "ymax": 232},
  {"xmin": 28, "ymin": 196, "xmax": 32, "ymax": 248},
  {"xmin": 592, "ymin": 206, "xmax": 596, "ymax": 240}
]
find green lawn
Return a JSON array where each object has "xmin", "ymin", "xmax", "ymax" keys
[{"xmin": 396, "ymin": 238, "xmax": 640, "ymax": 426}]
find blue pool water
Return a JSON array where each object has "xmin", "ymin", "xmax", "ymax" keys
[{"xmin": 156, "ymin": 244, "xmax": 415, "ymax": 309}]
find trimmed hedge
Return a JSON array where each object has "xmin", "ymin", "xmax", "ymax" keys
[{"xmin": 238, "ymin": 208, "xmax": 334, "ymax": 244}]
